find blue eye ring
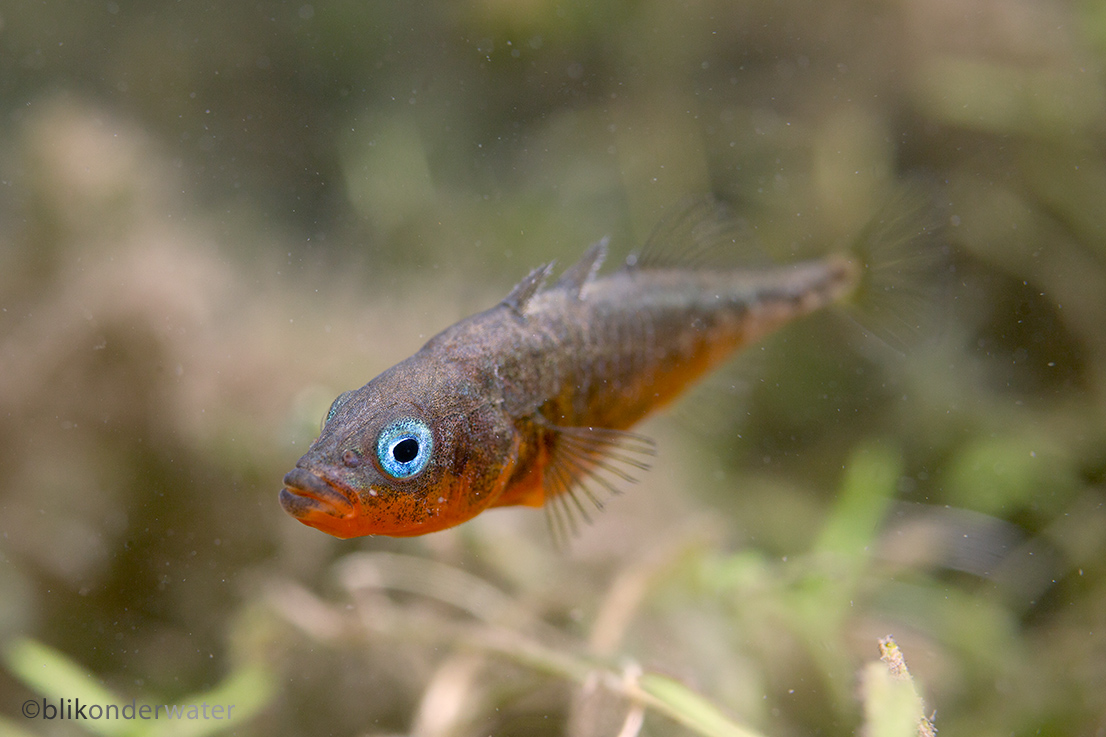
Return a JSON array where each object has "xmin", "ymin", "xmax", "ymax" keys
[{"xmin": 376, "ymin": 418, "xmax": 433, "ymax": 479}]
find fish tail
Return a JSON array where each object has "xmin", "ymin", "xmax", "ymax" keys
[{"xmin": 838, "ymin": 182, "xmax": 951, "ymax": 352}]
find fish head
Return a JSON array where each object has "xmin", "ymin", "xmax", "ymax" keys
[{"xmin": 280, "ymin": 357, "xmax": 520, "ymax": 538}]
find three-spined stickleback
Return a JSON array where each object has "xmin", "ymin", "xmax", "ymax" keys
[{"xmin": 280, "ymin": 199, "xmax": 927, "ymax": 539}]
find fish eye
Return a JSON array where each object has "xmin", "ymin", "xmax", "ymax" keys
[
  {"xmin": 375, "ymin": 418, "xmax": 433, "ymax": 479},
  {"xmin": 322, "ymin": 390, "xmax": 355, "ymax": 429}
]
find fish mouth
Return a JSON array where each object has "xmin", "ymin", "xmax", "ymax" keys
[{"xmin": 280, "ymin": 468, "xmax": 357, "ymax": 524}]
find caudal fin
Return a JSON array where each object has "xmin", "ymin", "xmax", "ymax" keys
[{"xmin": 841, "ymin": 182, "xmax": 952, "ymax": 353}]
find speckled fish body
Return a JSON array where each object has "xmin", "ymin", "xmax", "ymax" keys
[{"xmin": 280, "ymin": 222, "xmax": 860, "ymax": 539}]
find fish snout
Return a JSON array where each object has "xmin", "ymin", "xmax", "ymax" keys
[{"xmin": 280, "ymin": 468, "xmax": 356, "ymax": 521}]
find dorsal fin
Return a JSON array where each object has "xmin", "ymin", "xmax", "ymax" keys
[
  {"xmin": 554, "ymin": 237, "xmax": 608, "ymax": 298},
  {"xmin": 501, "ymin": 261, "xmax": 556, "ymax": 316},
  {"xmin": 626, "ymin": 195, "xmax": 762, "ymax": 271}
]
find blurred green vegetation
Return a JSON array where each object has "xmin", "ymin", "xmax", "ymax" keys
[{"xmin": 2, "ymin": 0, "xmax": 1106, "ymax": 735}]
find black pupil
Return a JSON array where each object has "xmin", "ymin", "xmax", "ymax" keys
[{"xmin": 392, "ymin": 438, "xmax": 419, "ymax": 464}]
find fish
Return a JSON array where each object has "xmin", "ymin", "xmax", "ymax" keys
[{"xmin": 280, "ymin": 196, "xmax": 939, "ymax": 539}]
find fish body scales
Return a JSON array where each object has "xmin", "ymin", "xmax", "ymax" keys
[{"xmin": 501, "ymin": 259, "xmax": 856, "ymax": 430}]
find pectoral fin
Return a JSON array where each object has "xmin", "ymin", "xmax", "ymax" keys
[{"xmin": 538, "ymin": 420, "xmax": 656, "ymax": 544}]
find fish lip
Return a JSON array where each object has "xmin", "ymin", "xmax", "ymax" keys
[{"xmin": 280, "ymin": 467, "xmax": 357, "ymax": 519}]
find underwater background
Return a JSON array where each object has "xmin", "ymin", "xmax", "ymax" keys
[{"xmin": 2, "ymin": 1, "xmax": 1106, "ymax": 735}]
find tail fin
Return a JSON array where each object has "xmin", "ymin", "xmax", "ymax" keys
[{"xmin": 840, "ymin": 182, "xmax": 952, "ymax": 353}]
